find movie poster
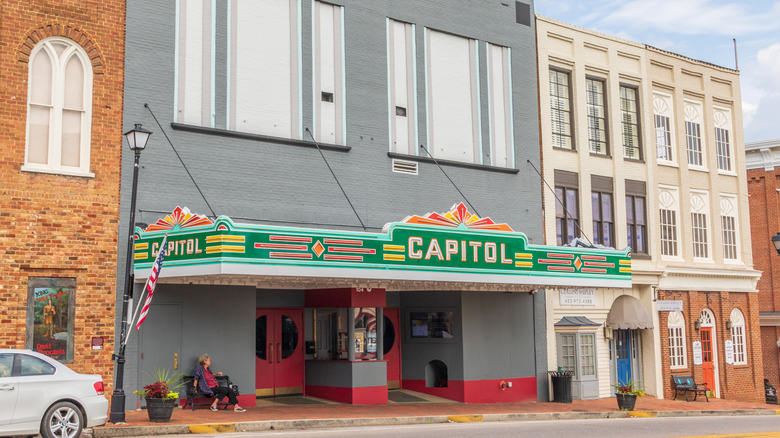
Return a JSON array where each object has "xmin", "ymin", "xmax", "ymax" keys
[{"xmin": 26, "ymin": 277, "xmax": 76, "ymax": 363}]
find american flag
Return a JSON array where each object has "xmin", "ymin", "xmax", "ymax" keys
[{"xmin": 136, "ymin": 234, "xmax": 168, "ymax": 330}]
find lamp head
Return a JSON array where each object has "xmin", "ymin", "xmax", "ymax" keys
[
  {"xmin": 772, "ymin": 232, "xmax": 780, "ymax": 256},
  {"xmin": 124, "ymin": 123, "xmax": 153, "ymax": 151}
]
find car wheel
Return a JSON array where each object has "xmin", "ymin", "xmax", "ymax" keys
[{"xmin": 40, "ymin": 401, "xmax": 83, "ymax": 438}]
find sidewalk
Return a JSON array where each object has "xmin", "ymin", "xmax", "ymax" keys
[{"xmin": 91, "ymin": 393, "xmax": 780, "ymax": 437}]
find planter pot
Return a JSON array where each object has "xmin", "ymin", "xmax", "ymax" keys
[
  {"xmin": 145, "ymin": 397, "xmax": 176, "ymax": 423},
  {"xmin": 615, "ymin": 393, "xmax": 637, "ymax": 411}
]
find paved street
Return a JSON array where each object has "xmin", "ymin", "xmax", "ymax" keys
[{"xmin": 110, "ymin": 415, "xmax": 780, "ymax": 438}]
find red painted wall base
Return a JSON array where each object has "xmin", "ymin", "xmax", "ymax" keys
[
  {"xmin": 403, "ymin": 377, "xmax": 537, "ymax": 403},
  {"xmin": 306, "ymin": 385, "xmax": 388, "ymax": 404}
]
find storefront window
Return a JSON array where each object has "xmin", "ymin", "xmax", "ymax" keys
[
  {"xmin": 25, "ymin": 277, "xmax": 76, "ymax": 363},
  {"xmin": 354, "ymin": 307, "xmax": 377, "ymax": 360},
  {"xmin": 410, "ymin": 311, "xmax": 453, "ymax": 339}
]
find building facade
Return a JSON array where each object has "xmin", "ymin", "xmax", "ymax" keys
[
  {"xmin": 0, "ymin": 0, "xmax": 126, "ymax": 393},
  {"xmin": 118, "ymin": 0, "xmax": 579, "ymax": 408},
  {"xmin": 536, "ymin": 15, "xmax": 762, "ymax": 401},
  {"xmin": 745, "ymin": 139, "xmax": 780, "ymax": 391}
]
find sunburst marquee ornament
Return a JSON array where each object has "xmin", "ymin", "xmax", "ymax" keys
[
  {"xmin": 144, "ymin": 206, "xmax": 213, "ymax": 232},
  {"xmin": 400, "ymin": 202, "xmax": 514, "ymax": 231}
]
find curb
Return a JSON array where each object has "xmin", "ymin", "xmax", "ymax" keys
[{"xmin": 91, "ymin": 409, "xmax": 779, "ymax": 437}]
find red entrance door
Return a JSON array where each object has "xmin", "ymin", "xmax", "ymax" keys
[
  {"xmin": 384, "ymin": 308, "xmax": 401, "ymax": 388},
  {"xmin": 700, "ymin": 327, "xmax": 715, "ymax": 393},
  {"xmin": 255, "ymin": 309, "xmax": 304, "ymax": 397}
]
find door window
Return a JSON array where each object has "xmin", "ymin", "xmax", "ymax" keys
[
  {"xmin": 256, "ymin": 315, "xmax": 267, "ymax": 360},
  {"xmin": 280, "ymin": 315, "xmax": 298, "ymax": 359},
  {"xmin": 0, "ymin": 354, "xmax": 13, "ymax": 378},
  {"xmin": 383, "ymin": 315, "xmax": 395, "ymax": 355},
  {"xmin": 557, "ymin": 332, "xmax": 597, "ymax": 379}
]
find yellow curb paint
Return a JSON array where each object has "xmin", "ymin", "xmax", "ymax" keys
[
  {"xmin": 448, "ymin": 415, "xmax": 483, "ymax": 423},
  {"xmin": 628, "ymin": 411, "xmax": 657, "ymax": 418},
  {"xmin": 189, "ymin": 423, "xmax": 236, "ymax": 434}
]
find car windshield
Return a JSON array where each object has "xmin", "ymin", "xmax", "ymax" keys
[{"xmin": 19, "ymin": 354, "xmax": 56, "ymax": 376}]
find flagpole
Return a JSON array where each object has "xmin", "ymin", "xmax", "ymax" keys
[{"xmin": 124, "ymin": 234, "xmax": 167, "ymax": 346}]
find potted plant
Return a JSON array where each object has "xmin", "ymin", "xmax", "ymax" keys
[
  {"xmin": 612, "ymin": 380, "xmax": 644, "ymax": 411},
  {"xmin": 133, "ymin": 369, "xmax": 186, "ymax": 422}
]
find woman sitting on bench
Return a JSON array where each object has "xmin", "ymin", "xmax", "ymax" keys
[{"xmin": 194, "ymin": 353, "xmax": 245, "ymax": 412}]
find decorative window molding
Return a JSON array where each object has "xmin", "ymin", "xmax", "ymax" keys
[
  {"xmin": 684, "ymin": 101, "xmax": 706, "ymax": 170},
  {"xmin": 659, "ymin": 187, "xmax": 680, "ymax": 258},
  {"xmin": 729, "ymin": 308, "xmax": 746, "ymax": 365},
  {"xmin": 714, "ymin": 108, "xmax": 734, "ymax": 173},
  {"xmin": 720, "ymin": 195, "xmax": 740, "ymax": 262},
  {"xmin": 653, "ymin": 92, "xmax": 675, "ymax": 163},
  {"xmin": 668, "ymin": 311, "xmax": 687, "ymax": 369},
  {"xmin": 23, "ymin": 37, "xmax": 94, "ymax": 177},
  {"xmin": 690, "ymin": 191, "xmax": 711, "ymax": 261}
]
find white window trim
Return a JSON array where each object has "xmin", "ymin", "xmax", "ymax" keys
[
  {"xmin": 23, "ymin": 37, "xmax": 94, "ymax": 178},
  {"xmin": 659, "ymin": 185, "xmax": 683, "ymax": 262},
  {"xmin": 729, "ymin": 308, "xmax": 747, "ymax": 365},
  {"xmin": 653, "ymin": 91, "xmax": 676, "ymax": 165},
  {"xmin": 720, "ymin": 194, "xmax": 742, "ymax": 264},
  {"xmin": 668, "ymin": 311, "xmax": 688, "ymax": 369},
  {"xmin": 713, "ymin": 105, "xmax": 736, "ymax": 176},
  {"xmin": 690, "ymin": 189, "xmax": 712, "ymax": 263},
  {"xmin": 683, "ymin": 99, "xmax": 707, "ymax": 172}
]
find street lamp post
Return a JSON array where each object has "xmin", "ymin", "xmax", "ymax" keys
[{"xmin": 109, "ymin": 124, "xmax": 152, "ymax": 424}]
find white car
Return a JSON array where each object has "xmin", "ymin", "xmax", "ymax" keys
[{"xmin": 0, "ymin": 349, "xmax": 108, "ymax": 438}]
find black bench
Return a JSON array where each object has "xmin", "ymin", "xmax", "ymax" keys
[
  {"xmin": 182, "ymin": 374, "xmax": 235, "ymax": 411},
  {"xmin": 672, "ymin": 375, "xmax": 709, "ymax": 402}
]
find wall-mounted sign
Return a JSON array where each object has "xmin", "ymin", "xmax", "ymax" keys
[
  {"xmin": 692, "ymin": 341, "xmax": 703, "ymax": 365},
  {"xmin": 559, "ymin": 288, "xmax": 596, "ymax": 306},
  {"xmin": 91, "ymin": 337, "xmax": 104, "ymax": 350},
  {"xmin": 133, "ymin": 205, "xmax": 632, "ymax": 288},
  {"xmin": 724, "ymin": 340, "xmax": 734, "ymax": 364},
  {"xmin": 656, "ymin": 300, "xmax": 683, "ymax": 312}
]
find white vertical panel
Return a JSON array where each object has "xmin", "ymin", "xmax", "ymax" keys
[
  {"xmin": 391, "ymin": 20, "xmax": 410, "ymax": 155},
  {"xmin": 317, "ymin": 2, "xmax": 336, "ymax": 144},
  {"xmin": 180, "ymin": 0, "xmax": 205, "ymax": 125},
  {"xmin": 427, "ymin": 30, "xmax": 474, "ymax": 162},
  {"xmin": 488, "ymin": 44, "xmax": 508, "ymax": 167},
  {"xmin": 234, "ymin": 0, "xmax": 293, "ymax": 137}
]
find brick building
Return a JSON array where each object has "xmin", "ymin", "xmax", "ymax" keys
[
  {"xmin": 0, "ymin": 0, "xmax": 126, "ymax": 395},
  {"xmin": 746, "ymin": 139, "xmax": 780, "ymax": 391}
]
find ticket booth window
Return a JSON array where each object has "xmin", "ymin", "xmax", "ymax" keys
[{"xmin": 354, "ymin": 307, "xmax": 377, "ymax": 360}]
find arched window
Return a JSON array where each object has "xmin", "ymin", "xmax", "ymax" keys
[
  {"xmin": 24, "ymin": 37, "xmax": 93, "ymax": 176},
  {"xmin": 667, "ymin": 311, "xmax": 687, "ymax": 368},
  {"xmin": 729, "ymin": 308, "xmax": 746, "ymax": 365}
]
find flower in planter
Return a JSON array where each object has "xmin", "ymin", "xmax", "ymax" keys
[
  {"xmin": 133, "ymin": 368, "xmax": 186, "ymax": 399},
  {"xmin": 612, "ymin": 379, "xmax": 644, "ymax": 397}
]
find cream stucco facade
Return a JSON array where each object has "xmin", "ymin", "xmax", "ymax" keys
[{"xmin": 537, "ymin": 15, "xmax": 761, "ymax": 401}]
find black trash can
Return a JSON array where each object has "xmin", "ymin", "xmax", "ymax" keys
[{"xmin": 548, "ymin": 370, "xmax": 573, "ymax": 403}]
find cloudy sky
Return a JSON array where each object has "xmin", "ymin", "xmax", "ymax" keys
[{"xmin": 535, "ymin": 0, "xmax": 780, "ymax": 144}]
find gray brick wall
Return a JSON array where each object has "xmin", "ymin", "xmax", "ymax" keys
[{"xmin": 120, "ymin": 0, "xmax": 543, "ymax": 402}]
